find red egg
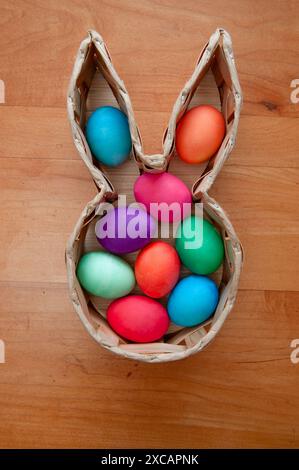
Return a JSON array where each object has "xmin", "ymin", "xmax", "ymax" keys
[
  {"xmin": 135, "ymin": 241, "xmax": 180, "ymax": 298},
  {"xmin": 176, "ymin": 105, "xmax": 226, "ymax": 164},
  {"xmin": 107, "ymin": 295, "xmax": 170, "ymax": 343},
  {"xmin": 134, "ymin": 172, "xmax": 192, "ymax": 222}
]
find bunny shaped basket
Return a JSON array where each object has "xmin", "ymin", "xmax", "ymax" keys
[{"xmin": 66, "ymin": 28, "xmax": 243, "ymax": 363}]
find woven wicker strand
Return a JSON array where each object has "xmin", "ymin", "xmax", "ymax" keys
[{"xmin": 66, "ymin": 28, "xmax": 243, "ymax": 363}]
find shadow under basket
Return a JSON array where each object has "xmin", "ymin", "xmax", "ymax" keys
[{"xmin": 66, "ymin": 189, "xmax": 243, "ymax": 363}]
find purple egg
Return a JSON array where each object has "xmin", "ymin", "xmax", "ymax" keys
[{"xmin": 95, "ymin": 206, "xmax": 157, "ymax": 254}]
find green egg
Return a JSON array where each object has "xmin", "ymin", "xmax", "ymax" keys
[
  {"xmin": 175, "ymin": 215, "xmax": 224, "ymax": 275},
  {"xmin": 76, "ymin": 251, "xmax": 135, "ymax": 299}
]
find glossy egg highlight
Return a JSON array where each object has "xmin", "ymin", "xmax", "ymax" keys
[
  {"xmin": 107, "ymin": 295, "xmax": 170, "ymax": 343},
  {"xmin": 135, "ymin": 241, "xmax": 180, "ymax": 298},
  {"xmin": 134, "ymin": 172, "xmax": 192, "ymax": 222},
  {"xmin": 76, "ymin": 251, "xmax": 135, "ymax": 298},
  {"xmin": 176, "ymin": 105, "xmax": 225, "ymax": 164},
  {"xmin": 95, "ymin": 205, "xmax": 157, "ymax": 254},
  {"xmin": 167, "ymin": 275, "xmax": 219, "ymax": 327}
]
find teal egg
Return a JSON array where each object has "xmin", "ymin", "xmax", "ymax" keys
[
  {"xmin": 167, "ymin": 275, "xmax": 219, "ymax": 327},
  {"xmin": 85, "ymin": 106, "xmax": 132, "ymax": 167},
  {"xmin": 76, "ymin": 251, "xmax": 135, "ymax": 299}
]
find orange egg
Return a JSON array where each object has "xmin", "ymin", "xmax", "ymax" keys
[
  {"xmin": 135, "ymin": 241, "xmax": 180, "ymax": 298},
  {"xmin": 176, "ymin": 105, "xmax": 226, "ymax": 164}
]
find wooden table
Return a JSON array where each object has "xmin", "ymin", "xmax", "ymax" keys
[{"xmin": 0, "ymin": 0, "xmax": 299, "ymax": 449}]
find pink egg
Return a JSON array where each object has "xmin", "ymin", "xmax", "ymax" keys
[
  {"xmin": 134, "ymin": 172, "xmax": 192, "ymax": 222},
  {"xmin": 107, "ymin": 295, "xmax": 170, "ymax": 343}
]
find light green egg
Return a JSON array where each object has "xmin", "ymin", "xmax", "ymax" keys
[{"xmin": 76, "ymin": 251, "xmax": 135, "ymax": 299}]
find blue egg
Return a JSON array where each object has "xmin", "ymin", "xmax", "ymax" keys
[
  {"xmin": 167, "ymin": 275, "xmax": 219, "ymax": 327},
  {"xmin": 85, "ymin": 106, "xmax": 132, "ymax": 167}
]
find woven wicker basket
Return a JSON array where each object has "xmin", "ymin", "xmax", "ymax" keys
[{"xmin": 66, "ymin": 28, "xmax": 243, "ymax": 362}]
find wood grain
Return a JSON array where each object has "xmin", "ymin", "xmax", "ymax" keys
[
  {"xmin": 0, "ymin": 0, "xmax": 299, "ymax": 449},
  {"xmin": 0, "ymin": 286, "xmax": 298, "ymax": 448}
]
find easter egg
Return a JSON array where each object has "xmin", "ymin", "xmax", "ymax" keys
[
  {"xmin": 107, "ymin": 295, "xmax": 170, "ymax": 343},
  {"xmin": 135, "ymin": 241, "xmax": 180, "ymax": 298},
  {"xmin": 175, "ymin": 215, "xmax": 224, "ymax": 274},
  {"xmin": 134, "ymin": 172, "xmax": 192, "ymax": 222},
  {"xmin": 176, "ymin": 105, "xmax": 225, "ymax": 164},
  {"xmin": 95, "ymin": 205, "xmax": 156, "ymax": 254},
  {"xmin": 76, "ymin": 251, "xmax": 135, "ymax": 298},
  {"xmin": 167, "ymin": 275, "xmax": 219, "ymax": 327},
  {"xmin": 85, "ymin": 106, "xmax": 132, "ymax": 167}
]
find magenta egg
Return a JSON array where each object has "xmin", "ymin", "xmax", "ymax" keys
[
  {"xmin": 134, "ymin": 172, "xmax": 192, "ymax": 222},
  {"xmin": 107, "ymin": 295, "xmax": 170, "ymax": 343},
  {"xmin": 95, "ymin": 205, "xmax": 156, "ymax": 254}
]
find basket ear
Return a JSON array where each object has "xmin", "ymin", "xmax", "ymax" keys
[
  {"xmin": 67, "ymin": 30, "xmax": 163, "ymax": 185},
  {"xmin": 165, "ymin": 28, "xmax": 242, "ymax": 192}
]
